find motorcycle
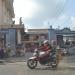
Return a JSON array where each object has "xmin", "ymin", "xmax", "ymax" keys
[{"xmin": 27, "ymin": 49, "xmax": 58, "ymax": 69}]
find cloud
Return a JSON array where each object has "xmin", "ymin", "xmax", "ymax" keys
[
  {"xmin": 14, "ymin": 0, "xmax": 67, "ymax": 28},
  {"xmin": 33, "ymin": 0, "xmax": 66, "ymax": 18},
  {"xmin": 70, "ymin": 16, "xmax": 75, "ymax": 30},
  {"xmin": 23, "ymin": 0, "xmax": 68, "ymax": 28},
  {"xmin": 71, "ymin": 16, "xmax": 75, "ymax": 25},
  {"xmin": 14, "ymin": 0, "xmax": 38, "ymax": 18},
  {"xmin": 42, "ymin": 14, "xmax": 71, "ymax": 29}
]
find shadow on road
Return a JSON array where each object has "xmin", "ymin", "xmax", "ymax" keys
[
  {"xmin": 0, "ymin": 61, "xmax": 5, "ymax": 65},
  {"xmin": 27, "ymin": 66, "xmax": 75, "ymax": 71},
  {"xmin": 35, "ymin": 67, "xmax": 56, "ymax": 70}
]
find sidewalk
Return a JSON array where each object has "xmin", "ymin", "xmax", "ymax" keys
[{"xmin": 0, "ymin": 52, "xmax": 33, "ymax": 63}]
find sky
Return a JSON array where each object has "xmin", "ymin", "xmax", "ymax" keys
[{"xmin": 14, "ymin": 0, "xmax": 75, "ymax": 30}]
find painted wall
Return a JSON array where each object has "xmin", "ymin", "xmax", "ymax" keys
[
  {"xmin": 5, "ymin": 29, "xmax": 16, "ymax": 55},
  {"xmin": 6, "ymin": 29, "xmax": 16, "ymax": 49}
]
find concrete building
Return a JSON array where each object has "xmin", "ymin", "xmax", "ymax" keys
[
  {"xmin": 0, "ymin": 0, "xmax": 14, "ymax": 25},
  {"xmin": 23, "ymin": 28, "xmax": 75, "ymax": 52},
  {"xmin": 22, "ymin": 29, "xmax": 48, "ymax": 52},
  {"xmin": 48, "ymin": 27, "xmax": 75, "ymax": 47},
  {"xmin": 0, "ymin": 0, "xmax": 25, "ymax": 55}
]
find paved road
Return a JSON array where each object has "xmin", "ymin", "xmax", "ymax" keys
[
  {"xmin": 0, "ymin": 61, "xmax": 75, "ymax": 75},
  {"xmin": 0, "ymin": 55, "xmax": 75, "ymax": 75}
]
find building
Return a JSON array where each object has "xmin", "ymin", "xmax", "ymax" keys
[
  {"xmin": 48, "ymin": 27, "xmax": 75, "ymax": 47},
  {"xmin": 0, "ymin": 0, "xmax": 25, "ymax": 55},
  {"xmin": 23, "ymin": 28, "xmax": 75, "ymax": 52},
  {"xmin": 0, "ymin": 24, "xmax": 24, "ymax": 46},
  {"xmin": 22, "ymin": 29, "xmax": 48, "ymax": 52},
  {"xmin": 0, "ymin": 0, "xmax": 14, "ymax": 25}
]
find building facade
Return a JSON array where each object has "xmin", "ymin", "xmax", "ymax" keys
[
  {"xmin": 48, "ymin": 27, "xmax": 75, "ymax": 47},
  {"xmin": 0, "ymin": 0, "xmax": 14, "ymax": 25},
  {"xmin": 0, "ymin": 0, "xmax": 15, "ymax": 47},
  {"xmin": 0, "ymin": 24, "xmax": 24, "ymax": 55},
  {"xmin": 23, "ymin": 29, "xmax": 48, "ymax": 52},
  {"xmin": 0, "ymin": 0, "xmax": 25, "ymax": 55},
  {"xmin": 23, "ymin": 28, "xmax": 75, "ymax": 52}
]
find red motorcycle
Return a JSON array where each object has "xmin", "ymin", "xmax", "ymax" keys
[{"xmin": 27, "ymin": 49, "xmax": 58, "ymax": 69}]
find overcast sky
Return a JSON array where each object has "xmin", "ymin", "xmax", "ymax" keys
[{"xmin": 14, "ymin": 0, "xmax": 75, "ymax": 29}]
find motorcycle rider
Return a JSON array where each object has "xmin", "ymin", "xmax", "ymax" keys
[
  {"xmin": 38, "ymin": 40, "xmax": 52, "ymax": 55},
  {"xmin": 43, "ymin": 40, "xmax": 52, "ymax": 52},
  {"xmin": 39, "ymin": 40, "xmax": 57, "ymax": 62}
]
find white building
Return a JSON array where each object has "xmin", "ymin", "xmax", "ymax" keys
[
  {"xmin": 0, "ymin": 0, "xmax": 14, "ymax": 25},
  {"xmin": 0, "ymin": 0, "xmax": 25, "ymax": 56}
]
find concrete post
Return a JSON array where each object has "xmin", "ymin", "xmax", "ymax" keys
[{"xmin": 17, "ymin": 29, "xmax": 21, "ymax": 44}]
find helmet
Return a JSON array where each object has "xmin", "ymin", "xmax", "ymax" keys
[{"xmin": 43, "ymin": 40, "xmax": 49, "ymax": 44}]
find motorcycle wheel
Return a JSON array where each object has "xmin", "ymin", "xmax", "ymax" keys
[{"xmin": 27, "ymin": 59, "xmax": 37, "ymax": 69}]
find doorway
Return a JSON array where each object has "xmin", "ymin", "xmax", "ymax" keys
[{"xmin": 57, "ymin": 35, "xmax": 64, "ymax": 47}]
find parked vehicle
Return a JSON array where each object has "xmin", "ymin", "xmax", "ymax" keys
[{"xmin": 27, "ymin": 49, "xmax": 59, "ymax": 69}]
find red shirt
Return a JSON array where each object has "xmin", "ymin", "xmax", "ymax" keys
[
  {"xmin": 39, "ymin": 45, "xmax": 52, "ymax": 51},
  {"xmin": 43, "ymin": 45, "xmax": 50, "ymax": 51}
]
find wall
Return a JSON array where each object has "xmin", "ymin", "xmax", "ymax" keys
[
  {"xmin": 0, "ymin": 0, "xmax": 3, "ymax": 25},
  {"xmin": 6, "ymin": 29, "xmax": 16, "ymax": 49},
  {"xmin": 48, "ymin": 29, "xmax": 57, "ymax": 42},
  {"xmin": 5, "ymin": 29, "xmax": 16, "ymax": 55},
  {"xmin": 0, "ymin": 0, "xmax": 13, "ymax": 25}
]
